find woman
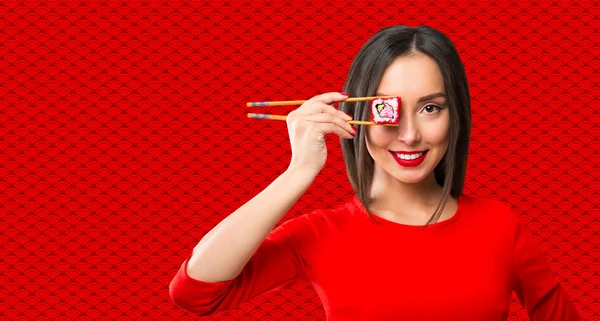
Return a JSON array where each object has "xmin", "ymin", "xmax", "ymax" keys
[{"xmin": 169, "ymin": 25, "xmax": 581, "ymax": 320}]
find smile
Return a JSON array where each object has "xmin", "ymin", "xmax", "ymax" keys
[{"xmin": 389, "ymin": 150, "xmax": 428, "ymax": 167}]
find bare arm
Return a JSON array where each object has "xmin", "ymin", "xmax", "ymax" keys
[
  {"xmin": 186, "ymin": 166, "xmax": 318, "ymax": 282},
  {"xmin": 185, "ymin": 91, "xmax": 352, "ymax": 284}
]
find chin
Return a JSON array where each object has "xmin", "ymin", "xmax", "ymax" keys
[
  {"xmin": 393, "ymin": 173, "xmax": 428, "ymax": 184},
  {"xmin": 387, "ymin": 165, "xmax": 430, "ymax": 184}
]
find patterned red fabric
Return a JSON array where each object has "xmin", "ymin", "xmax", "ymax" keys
[
  {"xmin": 0, "ymin": 1, "xmax": 597, "ymax": 320},
  {"xmin": 170, "ymin": 195, "xmax": 582, "ymax": 320}
]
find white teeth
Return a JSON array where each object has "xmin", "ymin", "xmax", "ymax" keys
[{"xmin": 395, "ymin": 152, "xmax": 424, "ymax": 160}]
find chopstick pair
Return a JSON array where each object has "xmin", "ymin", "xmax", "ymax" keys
[{"xmin": 246, "ymin": 95, "xmax": 399, "ymax": 126}]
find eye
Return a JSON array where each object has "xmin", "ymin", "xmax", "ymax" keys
[{"xmin": 422, "ymin": 104, "xmax": 442, "ymax": 114}]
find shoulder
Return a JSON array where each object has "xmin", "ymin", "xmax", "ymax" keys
[
  {"xmin": 271, "ymin": 200, "xmax": 354, "ymax": 239},
  {"xmin": 275, "ymin": 207, "xmax": 329, "ymax": 230},
  {"xmin": 461, "ymin": 194, "xmax": 519, "ymax": 227},
  {"xmin": 265, "ymin": 203, "xmax": 349, "ymax": 256},
  {"xmin": 459, "ymin": 195, "xmax": 525, "ymax": 252},
  {"xmin": 463, "ymin": 194, "xmax": 514, "ymax": 214}
]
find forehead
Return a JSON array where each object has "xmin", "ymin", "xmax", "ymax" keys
[{"xmin": 377, "ymin": 54, "xmax": 445, "ymax": 96}]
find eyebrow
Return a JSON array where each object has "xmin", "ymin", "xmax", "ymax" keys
[{"xmin": 376, "ymin": 92, "xmax": 446, "ymax": 103}]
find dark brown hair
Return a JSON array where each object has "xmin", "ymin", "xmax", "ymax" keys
[{"xmin": 339, "ymin": 25, "xmax": 471, "ymax": 231}]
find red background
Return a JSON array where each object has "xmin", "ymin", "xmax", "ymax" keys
[{"xmin": 0, "ymin": 0, "xmax": 598, "ymax": 320}]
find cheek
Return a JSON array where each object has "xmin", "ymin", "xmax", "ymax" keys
[
  {"xmin": 424, "ymin": 119, "xmax": 450, "ymax": 145},
  {"xmin": 366, "ymin": 126, "xmax": 394, "ymax": 148}
]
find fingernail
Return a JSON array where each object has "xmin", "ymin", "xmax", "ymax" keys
[
  {"xmin": 351, "ymin": 126, "xmax": 358, "ymax": 132},
  {"xmin": 345, "ymin": 113, "xmax": 353, "ymax": 119},
  {"xmin": 340, "ymin": 92, "xmax": 349, "ymax": 96}
]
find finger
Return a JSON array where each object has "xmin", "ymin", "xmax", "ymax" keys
[
  {"xmin": 313, "ymin": 108, "xmax": 355, "ymax": 135},
  {"xmin": 309, "ymin": 92, "xmax": 350, "ymax": 105},
  {"xmin": 301, "ymin": 112, "xmax": 355, "ymax": 138},
  {"xmin": 303, "ymin": 101, "xmax": 353, "ymax": 121}
]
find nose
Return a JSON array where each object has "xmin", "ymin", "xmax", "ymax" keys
[{"xmin": 395, "ymin": 112, "xmax": 420, "ymax": 145}]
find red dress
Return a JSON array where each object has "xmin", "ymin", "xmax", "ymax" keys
[{"xmin": 169, "ymin": 194, "xmax": 582, "ymax": 321}]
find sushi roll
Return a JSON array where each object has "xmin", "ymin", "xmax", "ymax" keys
[{"xmin": 371, "ymin": 96, "xmax": 401, "ymax": 124}]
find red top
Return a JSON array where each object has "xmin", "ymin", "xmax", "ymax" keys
[{"xmin": 169, "ymin": 194, "xmax": 581, "ymax": 321}]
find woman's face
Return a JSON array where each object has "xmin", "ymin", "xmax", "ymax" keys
[{"xmin": 366, "ymin": 54, "xmax": 450, "ymax": 184}]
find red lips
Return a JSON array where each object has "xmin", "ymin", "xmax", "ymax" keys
[{"xmin": 389, "ymin": 150, "xmax": 428, "ymax": 167}]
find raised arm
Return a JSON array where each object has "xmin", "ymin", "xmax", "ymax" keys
[{"xmin": 169, "ymin": 92, "xmax": 353, "ymax": 315}]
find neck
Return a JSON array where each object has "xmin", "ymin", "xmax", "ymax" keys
[{"xmin": 369, "ymin": 164, "xmax": 444, "ymax": 219}]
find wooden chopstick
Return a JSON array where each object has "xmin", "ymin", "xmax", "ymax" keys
[
  {"xmin": 247, "ymin": 113, "xmax": 398, "ymax": 126},
  {"xmin": 246, "ymin": 95, "xmax": 397, "ymax": 107}
]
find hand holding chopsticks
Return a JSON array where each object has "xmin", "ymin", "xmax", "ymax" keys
[{"xmin": 274, "ymin": 92, "xmax": 359, "ymax": 172}]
